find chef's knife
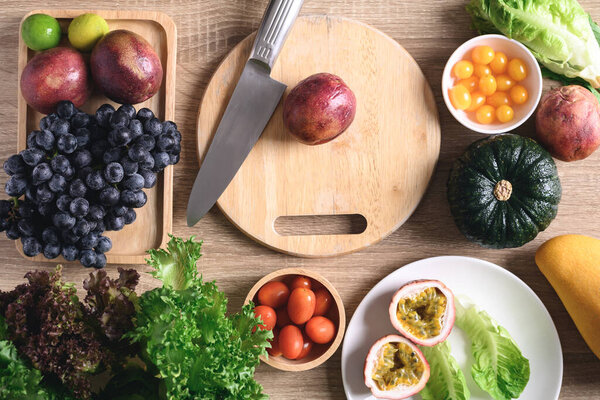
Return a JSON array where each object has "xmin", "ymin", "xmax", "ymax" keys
[{"xmin": 186, "ymin": 0, "xmax": 304, "ymax": 227}]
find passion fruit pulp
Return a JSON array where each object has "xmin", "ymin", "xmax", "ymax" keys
[
  {"xmin": 389, "ymin": 280, "xmax": 455, "ymax": 347},
  {"xmin": 364, "ymin": 335, "xmax": 430, "ymax": 399}
]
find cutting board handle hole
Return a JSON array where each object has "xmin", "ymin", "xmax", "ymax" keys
[{"xmin": 274, "ymin": 214, "xmax": 367, "ymax": 236}]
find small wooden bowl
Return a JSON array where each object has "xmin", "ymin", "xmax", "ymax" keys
[{"xmin": 245, "ymin": 267, "xmax": 346, "ymax": 371}]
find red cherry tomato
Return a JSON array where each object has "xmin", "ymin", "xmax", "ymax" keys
[
  {"xmin": 279, "ymin": 325, "xmax": 303, "ymax": 359},
  {"xmin": 296, "ymin": 334, "xmax": 314, "ymax": 359},
  {"xmin": 314, "ymin": 287, "xmax": 333, "ymax": 316},
  {"xmin": 305, "ymin": 316, "xmax": 336, "ymax": 344},
  {"xmin": 253, "ymin": 305, "xmax": 276, "ymax": 331},
  {"xmin": 267, "ymin": 329, "xmax": 282, "ymax": 357},
  {"xmin": 258, "ymin": 281, "xmax": 290, "ymax": 308},
  {"xmin": 290, "ymin": 275, "xmax": 312, "ymax": 290},
  {"xmin": 287, "ymin": 288, "xmax": 316, "ymax": 325},
  {"xmin": 276, "ymin": 307, "xmax": 291, "ymax": 328}
]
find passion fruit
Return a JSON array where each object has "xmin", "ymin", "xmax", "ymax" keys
[
  {"xmin": 389, "ymin": 280, "xmax": 455, "ymax": 346},
  {"xmin": 364, "ymin": 335, "xmax": 430, "ymax": 399}
]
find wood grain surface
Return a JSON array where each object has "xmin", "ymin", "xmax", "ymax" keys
[
  {"xmin": 1, "ymin": 1, "xmax": 599, "ymax": 399},
  {"xmin": 197, "ymin": 15, "xmax": 440, "ymax": 257}
]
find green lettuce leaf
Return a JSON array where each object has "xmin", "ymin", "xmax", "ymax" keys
[
  {"xmin": 467, "ymin": 0, "xmax": 600, "ymax": 88},
  {"xmin": 455, "ymin": 300, "xmax": 530, "ymax": 400},
  {"xmin": 420, "ymin": 341, "xmax": 470, "ymax": 400},
  {"xmin": 129, "ymin": 235, "xmax": 272, "ymax": 400}
]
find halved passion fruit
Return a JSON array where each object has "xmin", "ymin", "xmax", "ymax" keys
[
  {"xmin": 388, "ymin": 279, "xmax": 455, "ymax": 346},
  {"xmin": 364, "ymin": 335, "xmax": 430, "ymax": 399}
]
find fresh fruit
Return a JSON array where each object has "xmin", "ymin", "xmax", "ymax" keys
[
  {"xmin": 68, "ymin": 13, "xmax": 109, "ymax": 52},
  {"xmin": 471, "ymin": 45, "xmax": 495, "ymax": 65},
  {"xmin": 536, "ymin": 85, "xmax": 600, "ymax": 161},
  {"xmin": 489, "ymin": 52, "xmax": 508, "ymax": 74},
  {"xmin": 290, "ymin": 275, "xmax": 311, "ymax": 290},
  {"xmin": 465, "ymin": 91, "xmax": 486, "ymax": 112},
  {"xmin": 21, "ymin": 14, "xmax": 61, "ymax": 51},
  {"xmin": 257, "ymin": 281, "xmax": 290, "ymax": 308},
  {"xmin": 283, "ymin": 73, "xmax": 356, "ymax": 145},
  {"xmin": 535, "ymin": 235, "xmax": 600, "ymax": 359},
  {"xmin": 389, "ymin": 280, "xmax": 455, "ymax": 346},
  {"xmin": 496, "ymin": 104, "xmax": 514, "ymax": 123},
  {"xmin": 314, "ymin": 287, "xmax": 333, "ymax": 316},
  {"xmin": 507, "ymin": 58, "xmax": 527, "ymax": 81},
  {"xmin": 0, "ymin": 101, "xmax": 182, "ymax": 267},
  {"xmin": 305, "ymin": 316, "xmax": 336, "ymax": 344},
  {"xmin": 496, "ymin": 74, "xmax": 515, "ymax": 91},
  {"xmin": 510, "ymin": 84, "xmax": 528, "ymax": 104},
  {"xmin": 297, "ymin": 334, "xmax": 313, "ymax": 359},
  {"xmin": 452, "ymin": 60, "xmax": 474, "ymax": 79},
  {"xmin": 475, "ymin": 104, "xmax": 495, "ymax": 124},
  {"xmin": 20, "ymin": 47, "xmax": 91, "ymax": 114},
  {"xmin": 91, "ymin": 30, "xmax": 163, "ymax": 104},
  {"xmin": 486, "ymin": 91, "xmax": 510, "ymax": 107},
  {"xmin": 473, "ymin": 63, "xmax": 491, "ymax": 78},
  {"xmin": 449, "ymin": 85, "xmax": 472, "ymax": 110},
  {"xmin": 253, "ymin": 305, "xmax": 276, "ymax": 331},
  {"xmin": 267, "ymin": 330, "xmax": 283, "ymax": 357},
  {"xmin": 364, "ymin": 335, "xmax": 430, "ymax": 399},
  {"xmin": 447, "ymin": 134, "xmax": 561, "ymax": 248},
  {"xmin": 478, "ymin": 75, "xmax": 497, "ymax": 96},
  {"xmin": 279, "ymin": 325, "xmax": 304, "ymax": 360},
  {"xmin": 287, "ymin": 287, "xmax": 316, "ymax": 325}
]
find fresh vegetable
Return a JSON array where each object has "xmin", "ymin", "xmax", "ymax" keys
[
  {"xmin": 364, "ymin": 335, "xmax": 430, "ymax": 399},
  {"xmin": 314, "ymin": 287, "xmax": 333, "ymax": 316},
  {"xmin": 98, "ymin": 364, "xmax": 162, "ymax": 400},
  {"xmin": 128, "ymin": 235, "xmax": 272, "ymax": 400},
  {"xmin": 305, "ymin": 316, "xmax": 336, "ymax": 344},
  {"xmin": 257, "ymin": 281, "xmax": 290, "ymax": 308},
  {"xmin": 267, "ymin": 329, "xmax": 283, "ymax": 357},
  {"xmin": 536, "ymin": 85, "xmax": 600, "ymax": 161},
  {"xmin": 297, "ymin": 334, "xmax": 313, "ymax": 359},
  {"xmin": 283, "ymin": 72, "xmax": 357, "ymax": 145},
  {"xmin": 0, "ymin": 266, "xmax": 139, "ymax": 399},
  {"xmin": 447, "ymin": 134, "xmax": 561, "ymax": 248},
  {"xmin": 278, "ymin": 325, "xmax": 304, "ymax": 360},
  {"xmin": 419, "ymin": 341, "xmax": 470, "ymax": 400},
  {"xmin": 0, "ymin": 101, "xmax": 182, "ymax": 268},
  {"xmin": 287, "ymin": 287, "xmax": 316, "ymax": 325},
  {"xmin": 388, "ymin": 280, "xmax": 455, "ymax": 347},
  {"xmin": 448, "ymin": 45, "xmax": 527, "ymax": 124},
  {"xmin": 536, "ymin": 234, "xmax": 600, "ymax": 359},
  {"xmin": 275, "ymin": 307, "xmax": 291, "ymax": 327},
  {"xmin": 290, "ymin": 275, "xmax": 311, "ymax": 290},
  {"xmin": 254, "ymin": 305, "xmax": 277, "ymax": 331},
  {"xmin": 467, "ymin": 0, "xmax": 600, "ymax": 91},
  {"xmin": 455, "ymin": 299, "xmax": 530, "ymax": 400}
]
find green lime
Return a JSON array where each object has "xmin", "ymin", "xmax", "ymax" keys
[
  {"xmin": 68, "ymin": 13, "xmax": 109, "ymax": 52},
  {"xmin": 21, "ymin": 14, "xmax": 61, "ymax": 51}
]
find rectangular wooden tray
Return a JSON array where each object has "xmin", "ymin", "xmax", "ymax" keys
[{"xmin": 16, "ymin": 10, "xmax": 177, "ymax": 264}]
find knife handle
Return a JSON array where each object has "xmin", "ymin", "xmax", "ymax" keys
[{"xmin": 249, "ymin": 0, "xmax": 304, "ymax": 70}]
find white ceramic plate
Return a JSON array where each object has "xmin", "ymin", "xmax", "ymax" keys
[{"xmin": 341, "ymin": 256, "xmax": 563, "ymax": 400}]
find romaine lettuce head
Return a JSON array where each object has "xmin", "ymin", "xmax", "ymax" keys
[{"xmin": 468, "ymin": 0, "xmax": 600, "ymax": 88}]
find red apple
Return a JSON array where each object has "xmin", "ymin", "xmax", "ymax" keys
[
  {"xmin": 283, "ymin": 73, "xmax": 356, "ymax": 145},
  {"xmin": 20, "ymin": 47, "xmax": 91, "ymax": 114},
  {"xmin": 91, "ymin": 30, "xmax": 163, "ymax": 104}
]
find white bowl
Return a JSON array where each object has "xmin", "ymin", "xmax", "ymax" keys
[{"xmin": 442, "ymin": 34, "xmax": 542, "ymax": 134}]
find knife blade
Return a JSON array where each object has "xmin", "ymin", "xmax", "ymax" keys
[{"xmin": 187, "ymin": 0, "xmax": 304, "ymax": 227}]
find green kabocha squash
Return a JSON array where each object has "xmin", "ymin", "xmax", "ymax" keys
[{"xmin": 447, "ymin": 134, "xmax": 561, "ymax": 249}]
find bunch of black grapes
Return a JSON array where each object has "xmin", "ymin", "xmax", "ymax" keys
[{"xmin": 0, "ymin": 101, "xmax": 181, "ymax": 268}]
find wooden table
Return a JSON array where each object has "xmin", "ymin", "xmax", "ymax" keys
[{"xmin": 1, "ymin": 1, "xmax": 599, "ymax": 398}]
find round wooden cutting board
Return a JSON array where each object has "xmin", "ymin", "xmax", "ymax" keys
[{"xmin": 197, "ymin": 15, "xmax": 440, "ymax": 257}]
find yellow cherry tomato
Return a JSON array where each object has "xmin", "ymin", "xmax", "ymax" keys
[
  {"xmin": 473, "ymin": 63, "xmax": 492, "ymax": 78},
  {"xmin": 476, "ymin": 105, "xmax": 496, "ymax": 124},
  {"xmin": 453, "ymin": 60, "xmax": 474, "ymax": 79},
  {"xmin": 466, "ymin": 91, "xmax": 486, "ymax": 112},
  {"xmin": 479, "ymin": 75, "xmax": 497, "ymax": 96},
  {"xmin": 496, "ymin": 105, "xmax": 514, "ymax": 123},
  {"xmin": 489, "ymin": 52, "xmax": 508, "ymax": 74},
  {"xmin": 457, "ymin": 76, "xmax": 478, "ymax": 93},
  {"xmin": 496, "ymin": 74, "xmax": 515, "ymax": 91},
  {"xmin": 486, "ymin": 91, "xmax": 511, "ymax": 108},
  {"xmin": 510, "ymin": 84, "xmax": 529, "ymax": 104},
  {"xmin": 507, "ymin": 58, "xmax": 527, "ymax": 81},
  {"xmin": 471, "ymin": 45, "xmax": 495, "ymax": 65},
  {"xmin": 449, "ymin": 84, "xmax": 472, "ymax": 110}
]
